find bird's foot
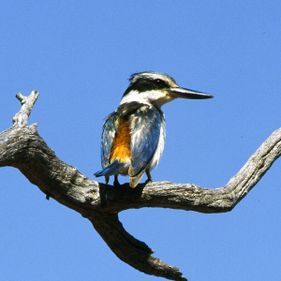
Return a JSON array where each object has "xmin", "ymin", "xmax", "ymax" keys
[
  {"xmin": 145, "ymin": 170, "xmax": 153, "ymax": 185},
  {"xmin": 113, "ymin": 175, "xmax": 121, "ymax": 187},
  {"xmin": 144, "ymin": 178, "xmax": 152, "ymax": 185},
  {"xmin": 105, "ymin": 176, "xmax": 109, "ymax": 185}
]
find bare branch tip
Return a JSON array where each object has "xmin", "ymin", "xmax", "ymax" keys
[
  {"xmin": 31, "ymin": 90, "xmax": 39, "ymax": 98},
  {"xmin": 12, "ymin": 90, "xmax": 40, "ymax": 128},
  {"xmin": 15, "ymin": 92, "xmax": 26, "ymax": 104}
]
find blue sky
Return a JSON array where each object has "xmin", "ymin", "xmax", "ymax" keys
[{"xmin": 1, "ymin": 1, "xmax": 281, "ymax": 280}]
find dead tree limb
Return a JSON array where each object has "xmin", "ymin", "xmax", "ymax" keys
[{"xmin": 1, "ymin": 92, "xmax": 281, "ymax": 281}]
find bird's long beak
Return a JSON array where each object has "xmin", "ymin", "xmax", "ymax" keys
[{"xmin": 169, "ymin": 87, "xmax": 213, "ymax": 99}]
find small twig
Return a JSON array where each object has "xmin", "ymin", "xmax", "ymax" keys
[{"xmin": 12, "ymin": 90, "xmax": 39, "ymax": 127}]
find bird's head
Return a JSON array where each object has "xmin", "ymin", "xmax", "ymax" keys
[{"xmin": 120, "ymin": 72, "xmax": 213, "ymax": 108}]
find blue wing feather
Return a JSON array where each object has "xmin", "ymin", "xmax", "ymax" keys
[
  {"xmin": 129, "ymin": 106, "xmax": 162, "ymax": 176},
  {"xmin": 101, "ymin": 112, "xmax": 118, "ymax": 168}
]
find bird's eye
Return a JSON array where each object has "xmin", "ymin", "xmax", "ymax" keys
[{"xmin": 156, "ymin": 79, "xmax": 161, "ymax": 84}]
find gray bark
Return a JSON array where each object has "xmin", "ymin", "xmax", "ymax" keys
[{"xmin": 1, "ymin": 92, "xmax": 280, "ymax": 281}]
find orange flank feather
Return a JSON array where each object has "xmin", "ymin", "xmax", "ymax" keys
[{"xmin": 109, "ymin": 119, "xmax": 131, "ymax": 164}]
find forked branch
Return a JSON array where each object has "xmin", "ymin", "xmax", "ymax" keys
[{"xmin": 1, "ymin": 92, "xmax": 281, "ymax": 281}]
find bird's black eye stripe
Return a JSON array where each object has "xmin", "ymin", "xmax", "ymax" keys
[
  {"xmin": 123, "ymin": 77, "xmax": 170, "ymax": 96},
  {"xmin": 154, "ymin": 79, "xmax": 169, "ymax": 88}
]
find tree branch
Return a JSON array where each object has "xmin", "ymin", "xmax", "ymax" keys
[{"xmin": 1, "ymin": 92, "xmax": 281, "ymax": 281}]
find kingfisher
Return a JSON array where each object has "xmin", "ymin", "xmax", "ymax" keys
[{"xmin": 94, "ymin": 72, "xmax": 213, "ymax": 188}]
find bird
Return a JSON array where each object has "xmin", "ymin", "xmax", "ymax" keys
[{"xmin": 94, "ymin": 72, "xmax": 213, "ymax": 188}]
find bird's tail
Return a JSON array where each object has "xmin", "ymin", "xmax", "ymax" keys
[
  {"xmin": 129, "ymin": 173, "xmax": 144, "ymax": 188},
  {"xmin": 94, "ymin": 160, "xmax": 125, "ymax": 177},
  {"xmin": 129, "ymin": 170, "xmax": 145, "ymax": 188}
]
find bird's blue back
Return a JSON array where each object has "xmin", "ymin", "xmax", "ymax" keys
[{"xmin": 100, "ymin": 104, "xmax": 162, "ymax": 176}]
